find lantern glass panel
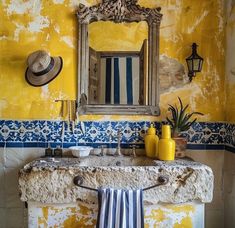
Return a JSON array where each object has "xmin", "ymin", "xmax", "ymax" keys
[
  {"xmin": 198, "ymin": 59, "xmax": 203, "ymax": 71},
  {"xmin": 192, "ymin": 59, "xmax": 200, "ymax": 72},
  {"xmin": 187, "ymin": 59, "xmax": 193, "ymax": 72}
]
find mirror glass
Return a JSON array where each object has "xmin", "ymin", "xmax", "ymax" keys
[{"xmin": 88, "ymin": 21, "xmax": 148, "ymax": 105}]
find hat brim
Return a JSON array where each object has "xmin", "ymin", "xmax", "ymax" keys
[{"xmin": 25, "ymin": 57, "xmax": 63, "ymax": 87}]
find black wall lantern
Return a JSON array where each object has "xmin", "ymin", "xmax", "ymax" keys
[{"xmin": 186, "ymin": 43, "xmax": 204, "ymax": 82}]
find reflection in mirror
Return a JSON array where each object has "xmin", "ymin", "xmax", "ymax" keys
[
  {"xmin": 76, "ymin": 0, "xmax": 162, "ymax": 115},
  {"xmin": 88, "ymin": 21, "xmax": 148, "ymax": 106}
]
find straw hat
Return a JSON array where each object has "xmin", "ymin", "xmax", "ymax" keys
[{"xmin": 25, "ymin": 50, "xmax": 63, "ymax": 86}]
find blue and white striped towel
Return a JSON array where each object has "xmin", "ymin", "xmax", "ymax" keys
[{"xmin": 97, "ymin": 188, "xmax": 144, "ymax": 228}]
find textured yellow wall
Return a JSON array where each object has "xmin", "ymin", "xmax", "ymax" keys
[
  {"xmin": 225, "ymin": 0, "xmax": 235, "ymax": 123},
  {"xmin": 0, "ymin": 0, "xmax": 225, "ymax": 121},
  {"xmin": 32, "ymin": 201, "xmax": 201, "ymax": 227}
]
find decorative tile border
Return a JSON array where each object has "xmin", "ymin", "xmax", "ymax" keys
[
  {"xmin": 224, "ymin": 123, "xmax": 235, "ymax": 153},
  {"xmin": 0, "ymin": 120, "xmax": 230, "ymax": 150}
]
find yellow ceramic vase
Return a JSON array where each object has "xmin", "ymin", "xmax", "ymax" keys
[
  {"xmin": 158, "ymin": 125, "xmax": 175, "ymax": 161},
  {"xmin": 145, "ymin": 124, "xmax": 159, "ymax": 158}
]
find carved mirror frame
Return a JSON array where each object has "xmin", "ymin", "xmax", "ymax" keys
[{"xmin": 76, "ymin": 0, "xmax": 162, "ymax": 115}]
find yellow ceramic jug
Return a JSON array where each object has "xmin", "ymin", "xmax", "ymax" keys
[
  {"xmin": 145, "ymin": 124, "xmax": 159, "ymax": 158},
  {"xmin": 158, "ymin": 125, "xmax": 175, "ymax": 161}
]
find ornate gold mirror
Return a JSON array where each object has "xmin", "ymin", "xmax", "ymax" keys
[{"xmin": 76, "ymin": 0, "xmax": 162, "ymax": 115}]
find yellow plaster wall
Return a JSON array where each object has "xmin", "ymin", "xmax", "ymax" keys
[
  {"xmin": 225, "ymin": 0, "xmax": 235, "ymax": 123},
  {"xmin": 35, "ymin": 202, "xmax": 199, "ymax": 228},
  {"xmin": 0, "ymin": 0, "xmax": 225, "ymax": 121}
]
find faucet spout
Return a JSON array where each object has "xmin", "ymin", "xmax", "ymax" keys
[{"xmin": 114, "ymin": 129, "xmax": 122, "ymax": 156}]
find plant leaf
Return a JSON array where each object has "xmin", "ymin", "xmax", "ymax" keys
[
  {"xmin": 178, "ymin": 97, "xmax": 183, "ymax": 113},
  {"xmin": 178, "ymin": 104, "xmax": 189, "ymax": 128},
  {"xmin": 167, "ymin": 97, "xmax": 203, "ymax": 133},
  {"xmin": 166, "ymin": 117, "xmax": 174, "ymax": 128},
  {"xmin": 174, "ymin": 104, "xmax": 179, "ymax": 128},
  {"xmin": 168, "ymin": 104, "xmax": 177, "ymax": 122},
  {"xmin": 182, "ymin": 119, "xmax": 197, "ymax": 131},
  {"xmin": 180, "ymin": 112, "xmax": 201, "ymax": 129}
]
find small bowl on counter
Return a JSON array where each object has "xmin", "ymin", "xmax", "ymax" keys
[{"xmin": 69, "ymin": 146, "xmax": 93, "ymax": 157}]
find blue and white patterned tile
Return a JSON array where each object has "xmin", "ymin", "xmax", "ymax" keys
[
  {"xmin": 3, "ymin": 121, "xmax": 20, "ymax": 130},
  {"xmin": 225, "ymin": 123, "xmax": 235, "ymax": 148},
  {"xmin": 128, "ymin": 122, "xmax": 144, "ymax": 143},
  {"xmin": 186, "ymin": 124, "xmax": 201, "ymax": 143},
  {"xmin": 38, "ymin": 121, "xmax": 53, "ymax": 142},
  {"xmin": 230, "ymin": 124, "xmax": 235, "ymax": 135},
  {"xmin": 203, "ymin": 123, "xmax": 225, "ymax": 144},
  {"xmin": 227, "ymin": 123, "xmax": 235, "ymax": 146},
  {"xmin": 0, "ymin": 121, "xmax": 5, "ymax": 142},
  {"xmin": 63, "ymin": 132, "xmax": 77, "ymax": 143},
  {"xmin": 49, "ymin": 121, "xmax": 63, "ymax": 143},
  {"xmin": 190, "ymin": 133, "xmax": 204, "ymax": 144},
  {"xmin": 104, "ymin": 121, "xmax": 113, "ymax": 133},
  {"xmin": 5, "ymin": 132, "xmax": 16, "ymax": 142},
  {"xmin": 21, "ymin": 121, "xmax": 36, "ymax": 130},
  {"xmin": 191, "ymin": 122, "xmax": 205, "ymax": 132},
  {"xmin": 93, "ymin": 121, "xmax": 110, "ymax": 132},
  {"xmin": 88, "ymin": 124, "xmax": 99, "ymax": 136},
  {"xmin": 201, "ymin": 125, "xmax": 213, "ymax": 144},
  {"xmin": 122, "ymin": 125, "xmax": 134, "ymax": 143},
  {"xmin": 0, "ymin": 120, "xmax": 231, "ymax": 148},
  {"xmin": 0, "ymin": 123, "xmax": 10, "ymax": 141},
  {"xmin": 219, "ymin": 125, "xmax": 226, "ymax": 140},
  {"xmin": 91, "ymin": 131, "xmax": 108, "ymax": 143},
  {"xmin": 206, "ymin": 122, "xmax": 224, "ymax": 134},
  {"xmin": 206, "ymin": 134, "xmax": 224, "ymax": 144},
  {"xmin": 82, "ymin": 121, "xmax": 93, "ymax": 132},
  {"xmin": 139, "ymin": 122, "xmax": 150, "ymax": 140},
  {"xmin": 111, "ymin": 121, "xmax": 126, "ymax": 133}
]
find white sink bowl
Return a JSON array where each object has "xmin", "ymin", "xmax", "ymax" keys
[{"xmin": 69, "ymin": 146, "xmax": 93, "ymax": 157}]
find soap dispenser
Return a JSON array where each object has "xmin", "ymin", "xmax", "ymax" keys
[
  {"xmin": 158, "ymin": 125, "xmax": 175, "ymax": 161},
  {"xmin": 145, "ymin": 124, "xmax": 159, "ymax": 158}
]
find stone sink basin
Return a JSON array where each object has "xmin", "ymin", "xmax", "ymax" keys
[
  {"xmin": 19, "ymin": 155, "xmax": 214, "ymax": 205},
  {"xmin": 78, "ymin": 155, "xmax": 156, "ymax": 167}
]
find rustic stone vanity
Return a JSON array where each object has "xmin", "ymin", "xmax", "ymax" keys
[{"xmin": 19, "ymin": 156, "xmax": 213, "ymax": 227}]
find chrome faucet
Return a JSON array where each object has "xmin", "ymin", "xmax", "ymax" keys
[
  {"xmin": 130, "ymin": 145, "xmax": 137, "ymax": 157},
  {"xmin": 114, "ymin": 129, "xmax": 122, "ymax": 156},
  {"xmin": 99, "ymin": 145, "xmax": 107, "ymax": 156}
]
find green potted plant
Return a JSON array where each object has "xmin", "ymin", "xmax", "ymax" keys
[{"xmin": 166, "ymin": 97, "xmax": 203, "ymax": 157}]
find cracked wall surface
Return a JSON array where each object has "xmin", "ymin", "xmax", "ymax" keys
[
  {"xmin": 28, "ymin": 201, "xmax": 204, "ymax": 228},
  {"xmin": 0, "ymin": 0, "xmax": 225, "ymax": 121},
  {"xmin": 225, "ymin": 0, "xmax": 235, "ymax": 122}
]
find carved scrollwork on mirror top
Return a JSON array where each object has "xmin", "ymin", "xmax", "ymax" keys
[{"xmin": 76, "ymin": 0, "xmax": 163, "ymax": 115}]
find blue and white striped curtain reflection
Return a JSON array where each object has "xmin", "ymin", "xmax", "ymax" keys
[{"xmin": 100, "ymin": 57, "xmax": 139, "ymax": 105}]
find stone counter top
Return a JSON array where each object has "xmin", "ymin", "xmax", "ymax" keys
[{"xmin": 19, "ymin": 156, "xmax": 214, "ymax": 205}]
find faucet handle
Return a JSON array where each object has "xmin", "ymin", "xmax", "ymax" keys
[
  {"xmin": 130, "ymin": 145, "xmax": 138, "ymax": 157},
  {"xmin": 99, "ymin": 145, "xmax": 107, "ymax": 156}
]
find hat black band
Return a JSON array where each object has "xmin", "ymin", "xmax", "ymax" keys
[{"xmin": 33, "ymin": 58, "xmax": 55, "ymax": 76}]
